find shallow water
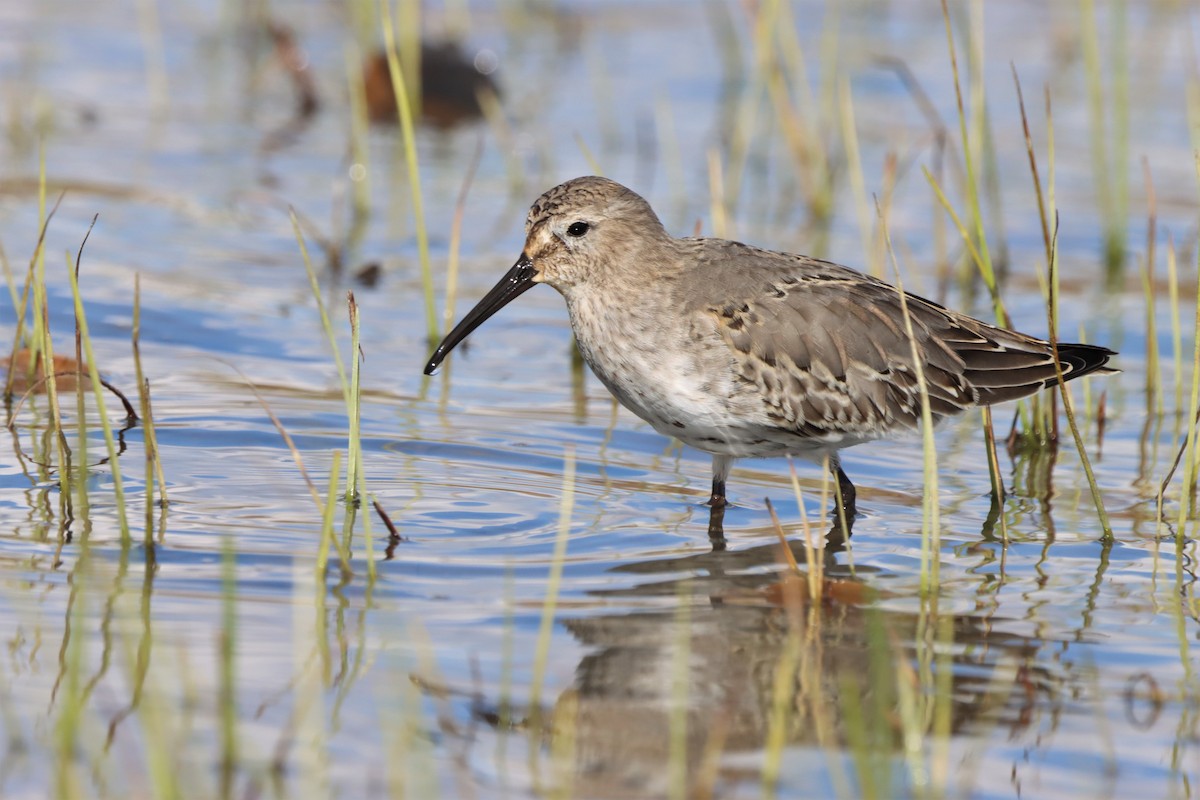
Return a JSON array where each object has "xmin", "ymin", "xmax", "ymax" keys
[{"xmin": 1, "ymin": 1, "xmax": 1198, "ymax": 798}]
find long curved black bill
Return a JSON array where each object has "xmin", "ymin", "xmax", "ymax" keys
[{"xmin": 423, "ymin": 254, "xmax": 537, "ymax": 375}]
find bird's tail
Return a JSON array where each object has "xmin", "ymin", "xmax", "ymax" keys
[
  {"xmin": 1051, "ymin": 342, "xmax": 1118, "ymax": 385},
  {"xmin": 970, "ymin": 341, "xmax": 1116, "ymax": 405}
]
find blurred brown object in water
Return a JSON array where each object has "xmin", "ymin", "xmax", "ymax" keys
[
  {"xmin": 3, "ymin": 350, "xmax": 87, "ymax": 394},
  {"xmin": 268, "ymin": 22, "xmax": 319, "ymax": 119},
  {"xmin": 362, "ymin": 42, "xmax": 499, "ymax": 128},
  {"xmin": 259, "ymin": 21, "xmax": 320, "ymax": 152},
  {"xmin": 354, "ymin": 262, "xmax": 383, "ymax": 288}
]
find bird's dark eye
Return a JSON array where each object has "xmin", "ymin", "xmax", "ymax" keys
[{"xmin": 566, "ymin": 221, "xmax": 590, "ymax": 237}]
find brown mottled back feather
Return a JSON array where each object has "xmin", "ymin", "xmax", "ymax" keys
[{"xmin": 682, "ymin": 241, "xmax": 1114, "ymax": 440}]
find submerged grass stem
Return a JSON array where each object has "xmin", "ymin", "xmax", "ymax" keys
[{"xmin": 67, "ymin": 230, "xmax": 130, "ymax": 543}]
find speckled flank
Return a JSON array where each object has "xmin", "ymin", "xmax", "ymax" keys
[{"xmin": 432, "ymin": 176, "xmax": 1117, "ymax": 516}]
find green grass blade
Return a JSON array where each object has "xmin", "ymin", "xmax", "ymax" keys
[
  {"xmin": 380, "ymin": 0, "xmax": 436, "ymax": 345},
  {"xmin": 67, "ymin": 237, "xmax": 131, "ymax": 543}
]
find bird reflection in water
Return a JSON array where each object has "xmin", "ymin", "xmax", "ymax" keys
[{"xmin": 448, "ymin": 537, "xmax": 1070, "ymax": 798}]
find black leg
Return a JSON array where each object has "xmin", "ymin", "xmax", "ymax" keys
[
  {"xmin": 705, "ymin": 455, "xmax": 732, "ymax": 549},
  {"xmin": 708, "ymin": 475, "xmax": 727, "ymax": 508},
  {"xmin": 827, "ymin": 463, "xmax": 857, "ymax": 544},
  {"xmin": 831, "ymin": 462, "xmax": 857, "ymax": 519}
]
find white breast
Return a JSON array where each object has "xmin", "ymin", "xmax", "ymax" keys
[{"xmin": 564, "ymin": 291, "xmax": 774, "ymax": 457}]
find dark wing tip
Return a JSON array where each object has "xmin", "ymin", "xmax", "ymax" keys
[{"xmin": 1055, "ymin": 342, "xmax": 1117, "ymax": 382}]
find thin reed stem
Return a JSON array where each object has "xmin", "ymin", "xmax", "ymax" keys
[
  {"xmin": 880, "ymin": 201, "xmax": 941, "ymax": 595},
  {"xmin": 528, "ymin": 447, "xmax": 575, "ymax": 729},
  {"xmin": 380, "ymin": 0, "xmax": 436, "ymax": 344},
  {"xmin": 346, "ymin": 292, "xmax": 362, "ymax": 506},
  {"xmin": 443, "ymin": 137, "xmax": 484, "ymax": 336},
  {"xmin": 67, "ymin": 223, "xmax": 131, "ymax": 543},
  {"xmin": 293, "ymin": 209, "xmax": 350, "ymax": 404},
  {"xmin": 1046, "ymin": 219, "xmax": 1113, "ymax": 540},
  {"xmin": 940, "ymin": 0, "xmax": 1001, "ymax": 322}
]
